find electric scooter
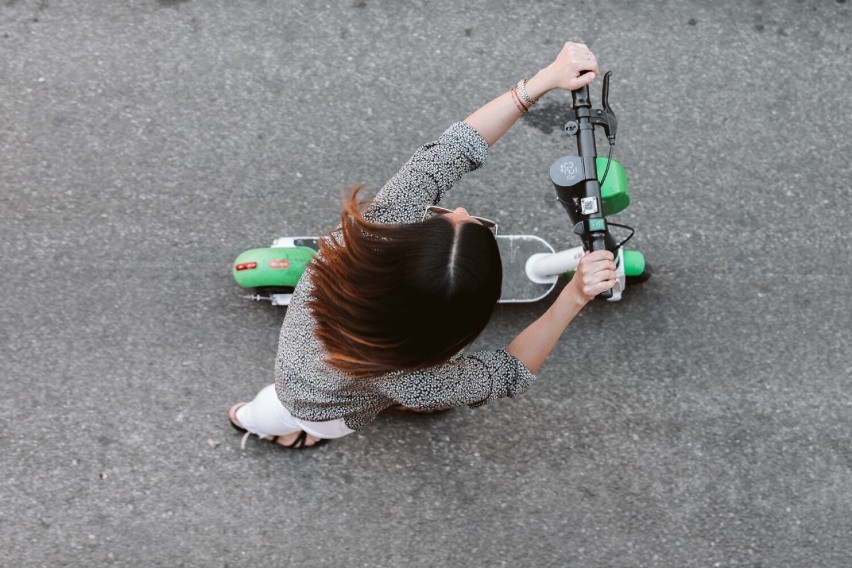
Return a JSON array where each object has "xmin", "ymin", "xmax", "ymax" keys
[{"xmin": 231, "ymin": 71, "xmax": 649, "ymax": 306}]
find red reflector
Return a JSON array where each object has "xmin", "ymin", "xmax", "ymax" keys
[{"xmin": 235, "ymin": 262, "xmax": 257, "ymax": 271}]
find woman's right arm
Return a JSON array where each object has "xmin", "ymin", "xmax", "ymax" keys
[
  {"xmin": 365, "ymin": 41, "xmax": 598, "ymax": 226},
  {"xmin": 506, "ymin": 250, "xmax": 617, "ymax": 374}
]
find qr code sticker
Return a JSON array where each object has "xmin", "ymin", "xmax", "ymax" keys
[{"xmin": 581, "ymin": 197, "xmax": 598, "ymax": 215}]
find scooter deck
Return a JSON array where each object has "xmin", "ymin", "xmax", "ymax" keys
[
  {"xmin": 496, "ymin": 235, "xmax": 557, "ymax": 303},
  {"xmin": 258, "ymin": 235, "xmax": 557, "ymax": 303}
]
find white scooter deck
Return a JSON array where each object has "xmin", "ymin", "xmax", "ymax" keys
[
  {"xmin": 496, "ymin": 235, "xmax": 559, "ymax": 303},
  {"xmin": 265, "ymin": 235, "xmax": 561, "ymax": 304}
]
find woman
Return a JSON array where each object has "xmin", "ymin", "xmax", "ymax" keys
[{"xmin": 229, "ymin": 41, "xmax": 617, "ymax": 449}]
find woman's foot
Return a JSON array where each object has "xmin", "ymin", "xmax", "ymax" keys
[{"xmin": 228, "ymin": 402, "xmax": 324, "ymax": 449}]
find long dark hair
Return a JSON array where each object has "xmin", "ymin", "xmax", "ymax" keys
[{"xmin": 308, "ymin": 187, "xmax": 502, "ymax": 378}]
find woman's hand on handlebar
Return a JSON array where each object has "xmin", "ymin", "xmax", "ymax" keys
[
  {"xmin": 568, "ymin": 250, "xmax": 616, "ymax": 304},
  {"xmin": 506, "ymin": 248, "xmax": 615, "ymax": 374},
  {"xmin": 463, "ymin": 41, "xmax": 598, "ymax": 147},
  {"xmin": 541, "ymin": 41, "xmax": 600, "ymax": 93}
]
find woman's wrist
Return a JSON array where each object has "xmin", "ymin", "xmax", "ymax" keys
[
  {"xmin": 506, "ymin": 66, "xmax": 557, "ymax": 116},
  {"xmin": 523, "ymin": 66, "xmax": 557, "ymax": 101},
  {"xmin": 562, "ymin": 278, "xmax": 592, "ymax": 309}
]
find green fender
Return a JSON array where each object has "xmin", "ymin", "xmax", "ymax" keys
[
  {"xmin": 622, "ymin": 249, "xmax": 646, "ymax": 277},
  {"xmin": 232, "ymin": 247, "xmax": 316, "ymax": 289},
  {"xmin": 598, "ymin": 157, "xmax": 630, "ymax": 216}
]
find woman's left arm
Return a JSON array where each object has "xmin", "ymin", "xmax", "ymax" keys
[
  {"xmin": 506, "ymin": 250, "xmax": 616, "ymax": 374},
  {"xmin": 464, "ymin": 41, "xmax": 600, "ymax": 146}
]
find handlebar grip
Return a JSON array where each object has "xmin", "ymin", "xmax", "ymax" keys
[
  {"xmin": 589, "ymin": 233, "xmax": 613, "ymax": 299},
  {"xmin": 589, "ymin": 233, "xmax": 607, "ymax": 252},
  {"xmin": 571, "ymin": 84, "xmax": 591, "ymax": 109}
]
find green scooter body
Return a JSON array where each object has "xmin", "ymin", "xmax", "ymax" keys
[
  {"xmin": 598, "ymin": 157, "xmax": 629, "ymax": 216},
  {"xmin": 232, "ymin": 246, "xmax": 316, "ymax": 289}
]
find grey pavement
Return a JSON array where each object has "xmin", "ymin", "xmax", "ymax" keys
[{"xmin": 2, "ymin": 1, "xmax": 851, "ymax": 566}]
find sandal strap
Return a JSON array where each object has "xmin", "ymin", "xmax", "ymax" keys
[
  {"xmin": 239, "ymin": 432, "xmax": 282, "ymax": 450},
  {"xmin": 229, "ymin": 403, "xmax": 249, "ymax": 434},
  {"xmin": 237, "ymin": 425, "xmax": 324, "ymax": 450},
  {"xmin": 282, "ymin": 430, "xmax": 308, "ymax": 449}
]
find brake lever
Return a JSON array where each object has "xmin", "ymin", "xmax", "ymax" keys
[
  {"xmin": 601, "ymin": 71, "xmax": 612, "ymax": 113},
  {"xmin": 599, "ymin": 71, "xmax": 618, "ymax": 142}
]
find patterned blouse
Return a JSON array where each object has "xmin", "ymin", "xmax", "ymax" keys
[{"xmin": 274, "ymin": 121, "xmax": 537, "ymax": 431}]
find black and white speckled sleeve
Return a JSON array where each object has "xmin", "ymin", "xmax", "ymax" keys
[
  {"xmin": 377, "ymin": 349, "xmax": 537, "ymax": 411},
  {"xmin": 365, "ymin": 121, "xmax": 489, "ymax": 225}
]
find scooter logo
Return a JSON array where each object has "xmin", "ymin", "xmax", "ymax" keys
[{"xmin": 268, "ymin": 259, "xmax": 291, "ymax": 269}]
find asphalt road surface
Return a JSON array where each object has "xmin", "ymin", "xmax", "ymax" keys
[{"xmin": 2, "ymin": 1, "xmax": 851, "ymax": 566}]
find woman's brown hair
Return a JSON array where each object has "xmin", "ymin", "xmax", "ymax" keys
[{"xmin": 308, "ymin": 187, "xmax": 502, "ymax": 378}]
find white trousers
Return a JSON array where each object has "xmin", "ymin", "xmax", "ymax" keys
[{"xmin": 236, "ymin": 384, "xmax": 355, "ymax": 440}]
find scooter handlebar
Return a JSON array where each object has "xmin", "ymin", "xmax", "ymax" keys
[{"xmin": 589, "ymin": 233, "xmax": 613, "ymax": 299}]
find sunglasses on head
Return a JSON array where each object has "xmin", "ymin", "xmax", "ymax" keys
[{"xmin": 423, "ymin": 206, "xmax": 498, "ymax": 235}]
